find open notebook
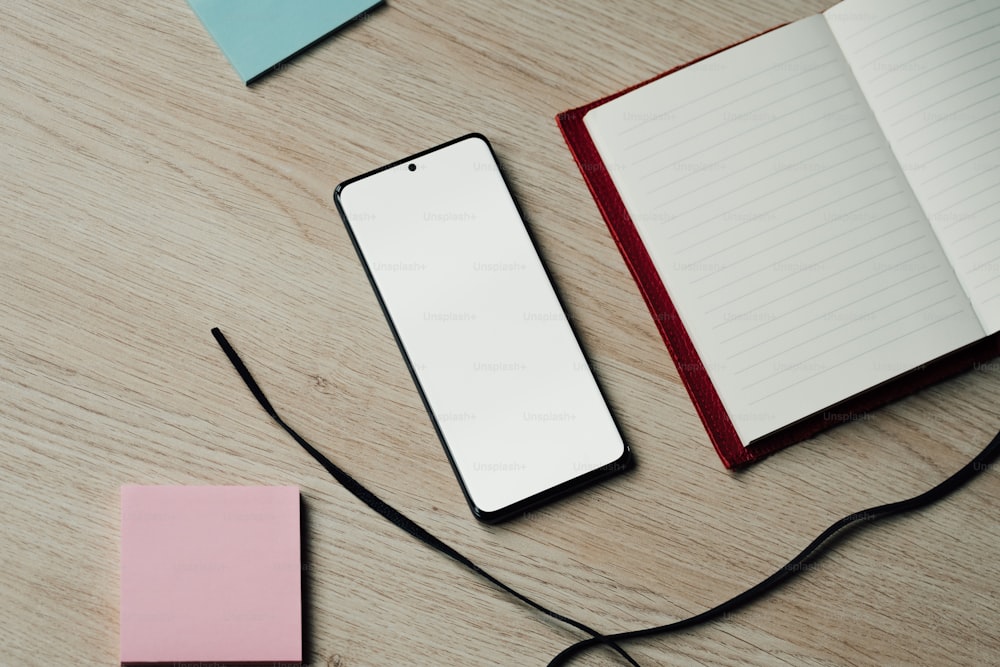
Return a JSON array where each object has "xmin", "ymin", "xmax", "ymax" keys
[{"xmin": 558, "ymin": 0, "xmax": 1000, "ymax": 466}]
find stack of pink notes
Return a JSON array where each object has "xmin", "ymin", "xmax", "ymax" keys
[{"xmin": 120, "ymin": 485, "xmax": 302, "ymax": 665}]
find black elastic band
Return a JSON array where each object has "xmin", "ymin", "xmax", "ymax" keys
[
  {"xmin": 548, "ymin": 424, "xmax": 1000, "ymax": 665},
  {"xmin": 213, "ymin": 327, "xmax": 1000, "ymax": 666},
  {"xmin": 211, "ymin": 328, "xmax": 638, "ymax": 666}
]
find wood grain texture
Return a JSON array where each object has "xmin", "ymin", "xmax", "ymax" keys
[{"xmin": 1, "ymin": 1, "xmax": 998, "ymax": 665}]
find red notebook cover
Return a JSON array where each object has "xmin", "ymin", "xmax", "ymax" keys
[{"xmin": 556, "ymin": 29, "xmax": 1000, "ymax": 468}]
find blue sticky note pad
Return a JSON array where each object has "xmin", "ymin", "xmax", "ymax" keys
[{"xmin": 187, "ymin": 0, "xmax": 382, "ymax": 84}]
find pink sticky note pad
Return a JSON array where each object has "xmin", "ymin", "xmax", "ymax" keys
[{"xmin": 120, "ymin": 485, "xmax": 302, "ymax": 665}]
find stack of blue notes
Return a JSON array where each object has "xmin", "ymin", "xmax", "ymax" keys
[{"xmin": 188, "ymin": 0, "xmax": 382, "ymax": 84}]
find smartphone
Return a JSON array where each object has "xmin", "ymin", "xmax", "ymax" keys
[{"xmin": 334, "ymin": 134, "xmax": 630, "ymax": 523}]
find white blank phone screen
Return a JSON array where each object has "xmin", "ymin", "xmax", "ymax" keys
[{"xmin": 337, "ymin": 136, "xmax": 626, "ymax": 515}]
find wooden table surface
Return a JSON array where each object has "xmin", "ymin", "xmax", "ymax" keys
[{"xmin": 3, "ymin": 1, "xmax": 999, "ymax": 665}]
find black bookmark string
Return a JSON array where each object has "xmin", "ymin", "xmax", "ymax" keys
[
  {"xmin": 548, "ymin": 423, "xmax": 1000, "ymax": 665},
  {"xmin": 211, "ymin": 328, "xmax": 639, "ymax": 666},
  {"xmin": 213, "ymin": 328, "xmax": 1000, "ymax": 666}
]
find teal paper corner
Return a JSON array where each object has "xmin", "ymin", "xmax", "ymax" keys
[{"xmin": 187, "ymin": 0, "xmax": 382, "ymax": 84}]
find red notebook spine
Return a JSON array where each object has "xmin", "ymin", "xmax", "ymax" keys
[{"xmin": 558, "ymin": 101, "xmax": 747, "ymax": 468}]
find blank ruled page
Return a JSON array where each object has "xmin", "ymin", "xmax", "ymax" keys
[
  {"xmin": 827, "ymin": 0, "xmax": 1000, "ymax": 332},
  {"xmin": 583, "ymin": 15, "xmax": 984, "ymax": 445}
]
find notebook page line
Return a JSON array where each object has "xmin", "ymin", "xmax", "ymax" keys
[
  {"xmin": 733, "ymin": 280, "xmax": 950, "ymax": 373},
  {"xmin": 828, "ymin": 0, "xmax": 1000, "ymax": 331},
  {"xmin": 684, "ymin": 162, "xmax": 892, "ymax": 266},
  {"xmin": 703, "ymin": 212, "xmax": 921, "ymax": 313},
  {"xmin": 716, "ymin": 258, "xmax": 936, "ymax": 344},
  {"xmin": 746, "ymin": 306, "xmax": 966, "ymax": 406},
  {"xmin": 882, "ymin": 52, "xmax": 1000, "ymax": 112},
  {"xmin": 616, "ymin": 42, "xmax": 833, "ymax": 141},
  {"xmin": 711, "ymin": 246, "xmax": 933, "ymax": 336},
  {"xmin": 663, "ymin": 138, "xmax": 881, "ymax": 230},
  {"xmin": 692, "ymin": 198, "xmax": 907, "ymax": 291},
  {"xmin": 829, "ymin": 0, "xmax": 939, "ymax": 45},
  {"xmin": 655, "ymin": 113, "xmax": 868, "ymax": 225},
  {"xmin": 876, "ymin": 37, "xmax": 1000, "ymax": 97},
  {"xmin": 628, "ymin": 66, "xmax": 843, "ymax": 165},
  {"xmin": 850, "ymin": 0, "xmax": 979, "ymax": 61},
  {"xmin": 641, "ymin": 93, "xmax": 857, "ymax": 188}
]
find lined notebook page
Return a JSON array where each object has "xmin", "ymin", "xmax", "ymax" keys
[
  {"xmin": 828, "ymin": 0, "xmax": 1000, "ymax": 332},
  {"xmin": 584, "ymin": 15, "xmax": 983, "ymax": 445}
]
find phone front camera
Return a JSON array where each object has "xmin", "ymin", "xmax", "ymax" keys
[{"xmin": 408, "ymin": 163, "xmax": 416, "ymax": 172}]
